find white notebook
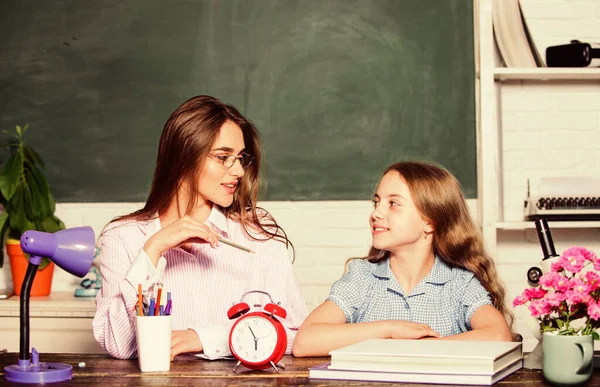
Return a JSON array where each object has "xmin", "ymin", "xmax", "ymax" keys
[
  {"xmin": 310, "ymin": 358, "xmax": 523, "ymax": 385},
  {"xmin": 329, "ymin": 339, "xmax": 523, "ymax": 374}
]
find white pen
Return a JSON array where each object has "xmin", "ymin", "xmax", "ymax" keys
[{"xmin": 218, "ymin": 238, "xmax": 255, "ymax": 254}]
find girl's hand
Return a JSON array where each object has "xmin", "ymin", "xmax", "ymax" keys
[
  {"xmin": 171, "ymin": 329, "xmax": 203, "ymax": 360},
  {"xmin": 143, "ymin": 215, "xmax": 221, "ymax": 266},
  {"xmin": 386, "ymin": 320, "xmax": 440, "ymax": 339}
]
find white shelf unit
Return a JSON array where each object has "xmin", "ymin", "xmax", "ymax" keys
[
  {"xmin": 494, "ymin": 68, "xmax": 600, "ymax": 81},
  {"xmin": 476, "ymin": 0, "xmax": 600, "ymax": 256},
  {"xmin": 497, "ymin": 221, "xmax": 600, "ymax": 230}
]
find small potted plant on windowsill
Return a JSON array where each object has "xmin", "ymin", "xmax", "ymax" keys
[{"xmin": 0, "ymin": 124, "xmax": 65, "ymax": 296}]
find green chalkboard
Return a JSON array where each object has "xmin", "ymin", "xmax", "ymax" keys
[{"xmin": 0, "ymin": 0, "xmax": 476, "ymax": 202}]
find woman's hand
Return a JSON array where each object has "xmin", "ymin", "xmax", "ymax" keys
[
  {"xmin": 144, "ymin": 215, "xmax": 221, "ymax": 266},
  {"xmin": 171, "ymin": 329, "xmax": 203, "ymax": 360},
  {"xmin": 386, "ymin": 320, "xmax": 440, "ymax": 339}
]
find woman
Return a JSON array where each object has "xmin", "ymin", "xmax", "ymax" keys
[
  {"xmin": 93, "ymin": 95, "xmax": 307, "ymax": 360},
  {"xmin": 293, "ymin": 161, "xmax": 514, "ymax": 357}
]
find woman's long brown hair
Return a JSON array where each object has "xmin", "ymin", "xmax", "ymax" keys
[
  {"xmin": 356, "ymin": 161, "xmax": 514, "ymax": 333},
  {"xmin": 111, "ymin": 95, "xmax": 291, "ymax": 252}
]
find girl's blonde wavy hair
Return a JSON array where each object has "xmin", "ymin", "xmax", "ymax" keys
[{"xmin": 353, "ymin": 161, "xmax": 515, "ymax": 335}]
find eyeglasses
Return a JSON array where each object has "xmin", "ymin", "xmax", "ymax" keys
[{"xmin": 210, "ymin": 152, "xmax": 254, "ymax": 169}]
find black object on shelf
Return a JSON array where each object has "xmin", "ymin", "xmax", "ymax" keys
[{"xmin": 546, "ymin": 40, "xmax": 600, "ymax": 67}]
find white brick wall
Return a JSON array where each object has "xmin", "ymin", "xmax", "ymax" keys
[
  {"xmin": 0, "ymin": 200, "xmax": 477, "ymax": 315},
  {"xmin": 499, "ymin": 0, "xmax": 600, "ymax": 223},
  {"xmin": 0, "ymin": 202, "xmax": 375, "ymax": 314},
  {"xmin": 520, "ymin": 0, "xmax": 600, "ymax": 52},
  {"xmin": 497, "ymin": 0, "xmax": 600, "ymax": 351},
  {"xmin": 1, "ymin": 0, "xmax": 599, "ymax": 353}
]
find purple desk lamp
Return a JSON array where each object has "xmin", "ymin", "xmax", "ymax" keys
[{"xmin": 4, "ymin": 227, "xmax": 95, "ymax": 384}]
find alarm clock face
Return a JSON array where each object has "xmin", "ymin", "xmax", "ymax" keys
[{"xmin": 230, "ymin": 315, "xmax": 278, "ymax": 364}]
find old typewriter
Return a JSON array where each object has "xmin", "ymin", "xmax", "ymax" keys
[{"xmin": 524, "ymin": 177, "xmax": 600, "ymax": 221}]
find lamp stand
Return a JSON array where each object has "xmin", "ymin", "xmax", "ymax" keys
[{"xmin": 4, "ymin": 255, "xmax": 74, "ymax": 384}]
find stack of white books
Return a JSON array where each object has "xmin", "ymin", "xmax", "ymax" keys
[{"xmin": 309, "ymin": 339, "xmax": 523, "ymax": 385}]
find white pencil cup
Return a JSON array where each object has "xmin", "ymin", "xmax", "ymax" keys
[{"xmin": 135, "ymin": 315, "xmax": 172, "ymax": 372}]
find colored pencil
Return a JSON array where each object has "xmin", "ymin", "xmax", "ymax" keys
[
  {"xmin": 148, "ymin": 299, "xmax": 155, "ymax": 317},
  {"xmin": 137, "ymin": 284, "xmax": 143, "ymax": 316},
  {"xmin": 165, "ymin": 299, "xmax": 172, "ymax": 316},
  {"xmin": 155, "ymin": 287, "xmax": 162, "ymax": 316}
]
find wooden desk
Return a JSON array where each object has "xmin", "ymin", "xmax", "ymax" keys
[{"xmin": 1, "ymin": 352, "xmax": 599, "ymax": 386}]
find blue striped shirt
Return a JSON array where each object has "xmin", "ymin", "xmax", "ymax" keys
[{"xmin": 326, "ymin": 256, "xmax": 492, "ymax": 337}]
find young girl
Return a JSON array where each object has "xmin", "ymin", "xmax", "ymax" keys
[
  {"xmin": 293, "ymin": 161, "xmax": 513, "ymax": 357},
  {"xmin": 92, "ymin": 95, "xmax": 307, "ymax": 360}
]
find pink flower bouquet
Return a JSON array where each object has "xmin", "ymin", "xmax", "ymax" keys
[{"xmin": 513, "ymin": 247, "xmax": 600, "ymax": 337}]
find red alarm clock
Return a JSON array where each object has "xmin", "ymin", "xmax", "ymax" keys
[{"xmin": 227, "ymin": 290, "xmax": 287, "ymax": 372}]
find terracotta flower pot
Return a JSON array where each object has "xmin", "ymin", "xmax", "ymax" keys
[{"xmin": 6, "ymin": 240, "xmax": 54, "ymax": 296}]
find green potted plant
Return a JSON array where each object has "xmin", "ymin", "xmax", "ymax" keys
[{"xmin": 0, "ymin": 124, "xmax": 65, "ymax": 296}]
